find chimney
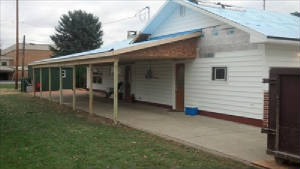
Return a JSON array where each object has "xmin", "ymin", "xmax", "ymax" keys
[{"xmin": 127, "ymin": 31, "xmax": 137, "ymax": 39}]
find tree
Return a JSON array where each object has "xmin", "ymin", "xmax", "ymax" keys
[{"xmin": 50, "ymin": 10, "xmax": 103, "ymax": 57}]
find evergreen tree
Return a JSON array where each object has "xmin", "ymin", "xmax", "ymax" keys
[{"xmin": 50, "ymin": 10, "xmax": 103, "ymax": 57}]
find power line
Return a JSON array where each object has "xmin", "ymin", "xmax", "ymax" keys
[
  {"xmin": 103, "ymin": 6, "xmax": 150, "ymax": 24},
  {"xmin": 1, "ymin": 6, "xmax": 151, "ymax": 47},
  {"xmin": 102, "ymin": 15, "xmax": 136, "ymax": 24}
]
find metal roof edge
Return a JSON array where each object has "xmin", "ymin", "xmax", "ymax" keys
[
  {"xmin": 2, "ymin": 43, "xmax": 51, "ymax": 55},
  {"xmin": 265, "ymin": 36, "xmax": 300, "ymax": 46},
  {"xmin": 267, "ymin": 36, "xmax": 300, "ymax": 42}
]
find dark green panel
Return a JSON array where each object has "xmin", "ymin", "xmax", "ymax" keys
[
  {"xmin": 41, "ymin": 68, "xmax": 49, "ymax": 91},
  {"xmin": 76, "ymin": 65, "xmax": 87, "ymax": 88},
  {"xmin": 63, "ymin": 68, "xmax": 73, "ymax": 89},
  {"xmin": 34, "ymin": 68, "xmax": 40, "ymax": 83},
  {"xmin": 28, "ymin": 66, "xmax": 33, "ymax": 82},
  {"xmin": 51, "ymin": 67, "xmax": 73, "ymax": 91},
  {"xmin": 32, "ymin": 67, "xmax": 73, "ymax": 91},
  {"xmin": 51, "ymin": 68, "xmax": 60, "ymax": 91}
]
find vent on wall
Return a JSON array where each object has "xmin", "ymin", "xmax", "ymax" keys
[
  {"xmin": 199, "ymin": 53, "xmax": 215, "ymax": 58},
  {"xmin": 179, "ymin": 5, "xmax": 186, "ymax": 17}
]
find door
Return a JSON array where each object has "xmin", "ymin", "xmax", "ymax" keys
[
  {"xmin": 267, "ymin": 68, "xmax": 300, "ymax": 160},
  {"xmin": 278, "ymin": 74, "xmax": 300, "ymax": 156},
  {"xmin": 124, "ymin": 65, "xmax": 131, "ymax": 101},
  {"xmin": 175, "ymin": 64, "xmax": 185, "ymax": 111}
]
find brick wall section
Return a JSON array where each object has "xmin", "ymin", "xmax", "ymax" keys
[
  {"xmin": 5, "ymin": 49, "xmax": 52, "ymax": 79},
  {"xmin": 119, "ymin": 38, "xmax": 198, "ymax": 61},
  {"xmin": 6, "ymin": 49, "xmax": 52, "ymax": 66},
  {"xmin": 263, "ymin": 92, "xmax": 269, "ymax": 128}
]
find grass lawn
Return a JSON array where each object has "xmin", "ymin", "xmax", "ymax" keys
[
  {"xmin": 0, "ymin": 83, "xmax": 17, "ymax": 89},
  {"xmin": 0, "ymin": 94, "xmax": 258, "ymax": 169}
]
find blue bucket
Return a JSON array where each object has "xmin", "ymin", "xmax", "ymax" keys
[{"xmin": 185, "ymin": 107, "xmax": 198, "ymax": 116}]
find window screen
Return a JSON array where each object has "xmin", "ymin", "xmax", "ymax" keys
[{"xmin": 212, "ymin": 67, "xmax": 227, "ymax": 81}]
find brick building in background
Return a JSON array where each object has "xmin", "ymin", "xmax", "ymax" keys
[{"xmin": 0, "ymin": 43, "xmax": 52, "ymax": 80}]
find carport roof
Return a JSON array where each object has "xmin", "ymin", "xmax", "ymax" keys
[{"xmin": 30, "ymin": 29, "xmax": 201, "ymax": 67}]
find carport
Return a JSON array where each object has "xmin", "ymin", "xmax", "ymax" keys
[
  {"xmin": 35, "ymin": 88, "xmax": 271, "ymax": 164},
  {"xmin": 29, "ymin": 29, "xmax": 272, "ymax": 164},
  {"xmin": 29, "ymin": 31, "xmax": 200, "ymax": 124}
]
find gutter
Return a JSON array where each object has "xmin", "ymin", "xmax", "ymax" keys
[
  {"xmin": 265, "ymin": 36, "xmax": 300, "ymax": 46},
  {"xmin": 267, "ymin": 36, "xmax": 300, "ymax": 42}
]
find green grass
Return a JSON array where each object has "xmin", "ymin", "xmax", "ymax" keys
[
  {"xmin": 0, "ymin": 94, "xmax": 258, "ymax": 169},
  {"xmin": 0, "ymin": 84, "xmax": 17, "ymax": 89}
]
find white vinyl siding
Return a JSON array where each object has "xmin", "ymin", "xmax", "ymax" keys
[
  {"xmin": 262, "ymin": 44, "xmax": 300, "ymax": 91},
  {"xmin": 150, "ymin": 5, "xmax": 222, "ymax": 38},
  {"xmin": 133, "ymin": 61, "xmax": 174, "ymax": 106},
  {"xmin": 87, "ymin": 65, "xmax": 125, "ymax": 92},
  {"xmin": 185, "ymin": 48, "xmax": 265, "ymax": 120},
  {"xmin": 88, "ymin": 61, "xmax": 174, "ymax": 107},
  {"xmin": 182, "ymin": 24, "xmax": 266, "ymax": 119},
  {"xmin": 265, "ymin": 44, "xmax": 300, "ymax": 68}
]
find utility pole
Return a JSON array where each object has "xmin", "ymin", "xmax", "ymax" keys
[
  {"xmin": 21, "ymin": 35, "xmax": 25, "ymax": 80},
  {"xmin": 15, "ymin": 0, "xmax": 19, "ymax": 89},
  {"xmin": 145, "ymin": 6, "xmax": 150, "ymax": 21},
  {"xmin": 263, "ymin": 0, "xmax": 266, "ymax": 10}
]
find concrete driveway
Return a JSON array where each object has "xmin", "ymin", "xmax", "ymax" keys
[{"xmin": 37, "ymin": 89, "xmax": 272, "ymax": 164}]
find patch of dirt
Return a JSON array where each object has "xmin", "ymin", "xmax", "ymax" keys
[
  {"xmin": 0, "ymin": 89, "xmax": 20, "ymax": 95},
  {"xmin": 253, "ymin": 159, "xmax": 299, "ymax": 169}
]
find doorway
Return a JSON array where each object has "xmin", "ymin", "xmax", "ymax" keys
[{"xmin": 175, "ymin": 64, "xmax": 185, "ymax": 111}]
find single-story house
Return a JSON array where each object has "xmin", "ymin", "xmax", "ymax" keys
[{"xmin": 29, "ymin": 0, "xmax": 300, "ymax": 127}]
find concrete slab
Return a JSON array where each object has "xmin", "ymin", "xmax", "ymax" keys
[{"xmin": 35, "ymin": 89, "xmax": 273, "ymax": 164}]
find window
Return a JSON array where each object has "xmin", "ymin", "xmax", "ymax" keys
[
  {"xmin": 1, "ymin": 62, "xmax": 7, "ymax": 66},
  {"xmin": 212, "ymin": 67, "xmax": 227, "ymax": 81},
  {"xmin": 93, "ymin": 72, "xmax": 103, "ymax": 84},
  {"xmin": 61, "ymin": 70, "xmax": 66, "ymax": 78},
  {"xmin": 179, "ymin": 6, "xmax": 186, "ymax": 17},
  {"xmin": 93, "ymin": 67, "xmax": 103, "ymax": 84}
]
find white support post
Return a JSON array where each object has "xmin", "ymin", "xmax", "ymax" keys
[
  {"xmin": 72, "ymin": 65, "xmax": 76, "ymax": 110},
  {"xmin": 40, "ymin": 68, "xmax": 42, "ymax": 98},
  {"xmin": 33, "ymin": 68, "xmax": 36, "ymax": 97},
  {"xmin": 89, "ymin": 64, "xmax": 93, "ymax": 114},
  {"xmin": 59, "ymin": 67, "xmax": 63, "ymax": 104},
  {"xmin": 49, "ymin": 67, "xmax": 52, "ymax": 101},
  {"xmin": 113, "ymin": 58, "xmax": 119, "ymax": 124}
]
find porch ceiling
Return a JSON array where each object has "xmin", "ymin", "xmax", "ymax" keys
[{"xmin": 31, "ymin": 31, "xmax": 201, "ymax": 68}]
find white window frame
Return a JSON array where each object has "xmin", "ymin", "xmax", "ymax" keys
[
  {"xmin": 61, "ymin": 70, "xmax": 66, "ymax": 78},
  {"xmin": 93, "ymin": 68, "xmax": 103, "ymax": 84},
  {"xmin": 212, "ymin": 67, "xmax": 227, "ymax": 81}
]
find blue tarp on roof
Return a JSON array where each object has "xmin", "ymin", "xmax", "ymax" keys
[
  {"xmin": 183, "ymin": 0, "xmax": 300, "ymax": 40},
  {"xmin": 39, "ymin": 38, "xmax": 133, "ymax": 62}
]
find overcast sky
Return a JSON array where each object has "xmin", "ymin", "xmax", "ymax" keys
[{"xmin": 0, "ymin": 0, "xmax": 299, "ymax": 49}]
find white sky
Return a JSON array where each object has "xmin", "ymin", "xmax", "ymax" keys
[{"xmin": 0, "ymin": 0, "xmax": 299, "ymax": 49}]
